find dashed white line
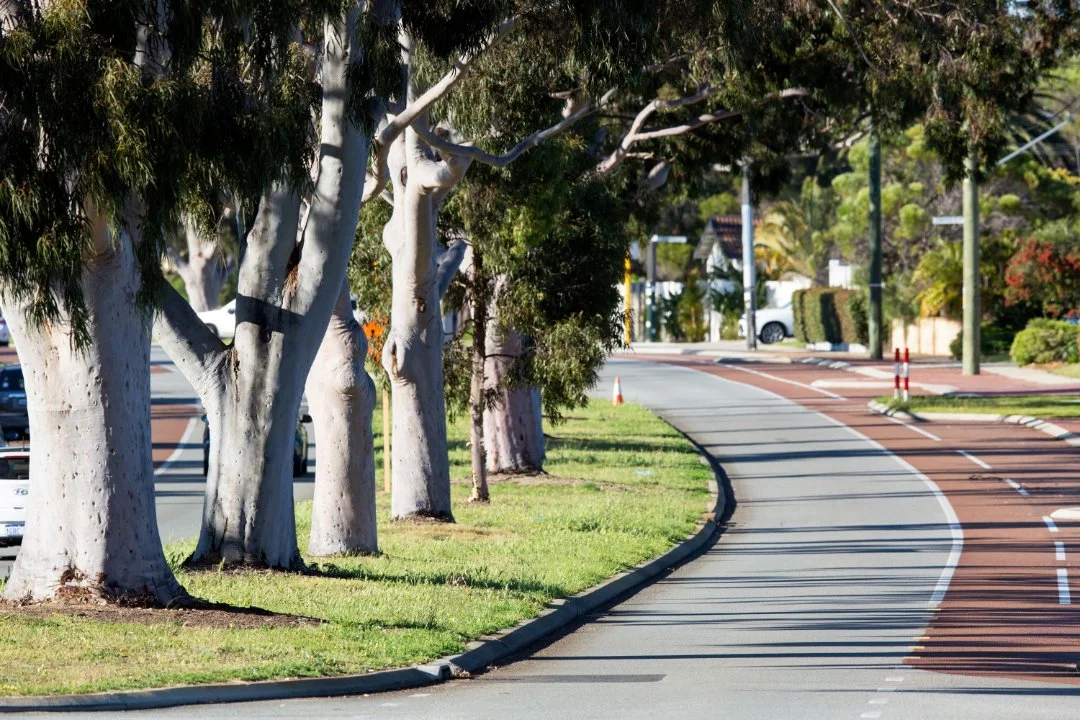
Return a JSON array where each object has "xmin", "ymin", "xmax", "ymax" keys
[
  {"xmin": 1004, "ymin": 478, "xmax": 1029, "ymax": 497},
  {"xmin": 860, "ymin": 713, "xmax": 882, "ymax": 719},
  {"xmin": 868, "ymin": 698, "xmax": 890, "ymax": 705},
  {"xmin": 884, "ymin": 415, "xmax": 941, "ymax": 442},
  {"xmin": 1044, "ymin": 516, "xmax": 1060, "ymax": 534},
  {"xmin": 723, "ymin": 364, "xmax": 846, "ymax": 400},
  {"xmin": 1058, "ymin": 568, "xmax": 1072, "ymax": 605},
  {"xmin": 957, "ymin": 450, "xmax": 991, "ymax": 470},
  {"xmin": 884, "ymin": 676, "xmax": 904, "ymax": 682},
  {"xmin": 1056, "ymin": 541, "xmax": 1067, "ymax": 561},
  {"xmin": 875, "ymin": 687, "xmax": 898, "ymax": 693}
]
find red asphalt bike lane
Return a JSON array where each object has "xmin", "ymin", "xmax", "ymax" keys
[{"xmin": 630, "ymin": 354, "xmax": 1080, "ymax": 686}]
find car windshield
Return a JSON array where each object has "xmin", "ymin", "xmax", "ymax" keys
[
  {"xmin": 0, "ymin": 457, "xmax": 29, "ymax": 479},
  {"xmin": 0, "ymin": 368, "xmax": 24, "ymax": 391}
]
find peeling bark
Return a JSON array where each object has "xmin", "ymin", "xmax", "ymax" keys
[
  {"xmin": 484, "ymin": 324, "xmax": 545, "ymax": 473},
  {"xmin": 306, "ymin": 285, "xmax": 378, "ymax": 555},
  {"xmin": 2, "ymin": 221, "xmax": 184, "ymax": 605}
]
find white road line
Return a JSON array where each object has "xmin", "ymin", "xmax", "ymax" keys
[
  {"xmin": 884, "ymin": 676, "xmax": 904, "ymax": 682},
  {"xmin": 861, "ymin": 713, "xmax": 882, "ymax": 719},
  {"xmin": 1058, "ymin": 568, "xmax": 1072, "ymax": 605},
  {"xmin": 957, "ymin": 450, "xmax": 991, "ymax": 470},
  {"xmin": 695, "ymin": 366, "xmax": 964, "ymax": 610},
  {"xmin": 884, "ymin": 415, "xmax": 941, "ymax": 442},
  {"xmin": 723, "ymin": 364, "xmax": 846, "ymax": 400},
  {"xmin": 1004, "ymin": 478, "xmax": 1029, "ymax": 497},
  {"xmin": 154, "ymin": 417, "xmax": 200, "ymax": 476},
  {"xmin": 868, "ymin": 698, "xmax": 890, "ymax": 705},
  {"xmin": 1044, "ymin": 516, "xmax": 1060, "ymax": 534},
  {"xmin": 1056, "ymin": 541, "xmax": 1066, "ymax": 561}
]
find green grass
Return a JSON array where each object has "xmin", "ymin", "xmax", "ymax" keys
[
  {"xmin": 879, "ymin": 394, "xmax": 1080, "ymax": 419},
  {"xmin": 1044, "ymin": 363, "xmax": 1080, "ymax": 380},
  {"xmin": 0, "ymin": 401, "xmax": 712, "ymax": 696}
]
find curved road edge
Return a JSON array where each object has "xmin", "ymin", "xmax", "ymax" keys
[{"xmin": 0, "ymin": 414, "xmax": 731, "ymax": 714}]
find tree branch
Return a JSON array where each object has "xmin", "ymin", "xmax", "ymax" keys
[
  {"xmin": 415, "ymin": 89, "xmax": 616, "ymax": 169},
  {"xmin": 154, "ymin": 283, "xmax": 228, "ymax": 396},
  {"xmin": 436, "ymin": 238, "xmax": 467, "ymax": 299},
  {"xmin": 362, "ymin": 15, "xmax": 521, "ymax": 204}
]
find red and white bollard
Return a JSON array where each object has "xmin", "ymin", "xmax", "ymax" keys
[
  {"xmin": 894, "ymin": 348, "xmax": 911, "ymax": 402},
  {"xmin": 894, "ymin": 348, "xmax": 901, "ymax": 401}
]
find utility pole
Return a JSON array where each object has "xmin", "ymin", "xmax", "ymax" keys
[
  {"xmin": 867, "ymin": 130, "xmax": 884, "ymax": 359},
  {"xmin": 962, "ymin": 151, "xmax": 980, "ymax": 375},
  {"xmin": 742, "ymin": 163, "xmax": 757, "ymax": 351}
]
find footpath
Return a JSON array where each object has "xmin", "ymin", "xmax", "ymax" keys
[{"xmin": 628, "ymin": 350, "xmax": 1080, "ymax": 686}]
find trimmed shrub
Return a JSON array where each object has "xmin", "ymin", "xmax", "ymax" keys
[
  {"xmin": 949, "ymin": 323, "xmax": 1016, "ymax": 361},
  {"xmin": 1009, "ymin": 318, "xmax": 1079, "ymax": 366},
  {"xmin": 792, "ymin": 288, "xmax": 866, "ymax": 344}
]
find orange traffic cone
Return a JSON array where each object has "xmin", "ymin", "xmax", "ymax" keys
[{"xmin": 612, "ymin": 376, "xmax": 624, "ymax": 406}]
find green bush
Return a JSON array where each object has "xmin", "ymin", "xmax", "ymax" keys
[
  {"xmin": 1009, "ymin": 318, "xmax": 1079, "ymax": 366},
  {"xmin": 949, "ymin": 323, "xmax": 1016, "ymax": 361},
  {"xmin": 792, "ymin": 288, "xmax": 866, "ymax": 344}
]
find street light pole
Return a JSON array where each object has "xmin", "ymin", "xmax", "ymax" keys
[
  {"xmin": 962, "ymin": 151, "xmax": 980, "ymax": 375},
  {"xmin": 868, "ymin": 129, "xmax": 884, "ymax": 360},
  {"xmin": 742, "ymin": 163, "xmax": 757, "ymax": 351}
]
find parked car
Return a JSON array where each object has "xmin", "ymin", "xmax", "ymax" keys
[
  {"xmin": 196, "ymin": 300, "xmax": 236, "ymax": 339},
  {"xmin": 739, "ymin": 305, "xmax": 795, "ymax": 345},
  {"xmin": 0, "ymin": 316, "xmax": 9, "ymax": 346},
  {"xmin": 202, "ymin": 413, "xmax": 311, "ymax": 477},
  {"xmin": 0, "ymin": 448, "xmax": 29, "ymax": 546},
  {"xmin": 0, "ymin": 365, "xmax": 28, "ymax": 441}
]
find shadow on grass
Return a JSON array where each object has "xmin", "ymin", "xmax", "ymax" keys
[{"xmin": 306, "ymin": 563, "xmax": 568, "ymax": 598}]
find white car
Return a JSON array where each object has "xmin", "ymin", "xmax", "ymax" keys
[
  {"xmin": 0, "ymin": 448, "xmax": 29, "ymax": 546},
  {"xmin": 196, "ymin": 300, "xmax": 236, "ymax": 339},
  {"xmin": 739, "ymin": 305, "xmax": 795, "ymax": 345}
]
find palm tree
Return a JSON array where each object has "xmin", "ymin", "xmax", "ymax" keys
[{"xmin": 756, "ymin": 178, "xmax": 836, "ymax": 285}]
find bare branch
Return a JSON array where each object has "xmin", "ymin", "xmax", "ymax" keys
[
  {"xmin": 154, "ymin": 284, "xmax": 228, "ymax": 397},
  {"xmin": 436, "ymin": 239, "xmax": 467, "ymax": 299},
  {"xmin": 414, "ymin": 89, "xmax": 616, "ymax": 169},
  {"xmin": 595, "ymin": 87, "xmax": 809, "ymax": 175},
  {"xmin": 362, "ymin": 15, "xmax": 521, "ymax": 204}
]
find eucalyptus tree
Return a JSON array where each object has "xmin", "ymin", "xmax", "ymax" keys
[
  {"xmin": 0, "ymin": 0, "xmax": 335, "ymax": 601},
  {"xmin": 166, "ymin": 212, "xmax": 239, "ymax": 313}
]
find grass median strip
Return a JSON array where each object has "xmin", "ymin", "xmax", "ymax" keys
[
  {"xmin": 879, "ymin": 394, "xmax": 1080, "ymax": 419},
  {"xmin": 0, "ymin": 401, "xmax": 711, "ymax": 697}
]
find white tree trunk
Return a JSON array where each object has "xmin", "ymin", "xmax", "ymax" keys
[
  {"xmin": 382, "ymin": 131, "xmax": 467, "ymax": 521},
  {"xmin": 2, "ymin": 224, "xmax": 184, "ymax": 605},
  {"xmin": 306, "ymin": 285, "xmax": 378, "ymax": 555},
  {"xmin": 484, "ymin": 326, "xmax": 545, "ymax": 473},
  {"xmin": 156, "ymin": 10, "xmax": 369, "ymax": 568},
  {"xmin": 174, "ymin": 222, "xmax": 229, "ymax": 312}
]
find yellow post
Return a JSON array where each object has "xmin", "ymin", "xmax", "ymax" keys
[
  {"xmin": 382, "ymin": 388, "xmax": 392, "ymax": 493},
  {"xmin": 624, "ymin": 253, "xmax": 632, "ymax": 345}
]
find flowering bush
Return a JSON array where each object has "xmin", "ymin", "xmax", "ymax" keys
[{"xmin": 1004, "ymin": 235, "xmax": 1080, "ymax": 318}]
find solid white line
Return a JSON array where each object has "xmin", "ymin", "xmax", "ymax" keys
[
  {"xmin": 154, "ymin": 417, "xmax": 200, "ymax": 477},
  {"xmin": 723, "ymin": 364, "xmax": 846, "ymax": 400},
  {"xmin": 715, "ymin": 372, "xmax": 963, "ymax": 610},
  {"xmin": 1044, "ymin": 516, "xmax": 1060, "ymax": 534},
  {"xmin": 1056, "ymin": 541, "xmax": 1066, "ymax": 561},
  {"xmin": 1004, "ymin": 478, "xmax": 1029, "ymax": 497},
  {"xmin": 957, "ymin": 450, "xmax": 991, "ymax": 470},
  {"xmin": 1058, "ymin": 568, "xmax": 1072, "ymax": 605},
  {"xmin": 884, "ymin": 415, "xmax": 941, "ymax": 442}
]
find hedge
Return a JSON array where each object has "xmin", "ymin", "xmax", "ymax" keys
[
  {"xmin": 792, "ymin": 288, "xmax": 869, "ymax": 345},
  {"xmin": 1010, "ymin": 318, "xmax": 1079, "ymax": 366},
  {"xmin": 949, "ymin": 323, "xmax": 1016, "ymax": 361}
]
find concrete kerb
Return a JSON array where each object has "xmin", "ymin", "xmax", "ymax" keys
[
  {"xmin": 867, "ymin": 400, "xmax": 1080, "ymax": 449},
  {"xmin": 0, "ymin": 434, "xmax": 729, "ymax": 714}
]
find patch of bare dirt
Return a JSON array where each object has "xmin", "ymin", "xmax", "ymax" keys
[{"xmin": 1, "ymin": 597, "xmax": 319, "ymax": 630}]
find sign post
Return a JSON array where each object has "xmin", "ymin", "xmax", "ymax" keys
[{"xmin": 646, "ymin": 234, "xmax": 687, "ymax": 342}]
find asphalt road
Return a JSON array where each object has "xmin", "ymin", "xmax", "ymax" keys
[
  {"xmin": 43, "ymin": 355, "xmax": 1071, "ymax": 720},
  {"xmin": 0, "ymin": 346, "xmax": 315, "ymax": 578}
]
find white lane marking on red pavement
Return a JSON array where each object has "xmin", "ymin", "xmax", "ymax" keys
[
  {"xmin": 723, "ymin": 364, "xmax": 846, "ymax": 400},
  {"xmin": 1004, "ymin": 478, "xmax": 1029, "ymax": 497},
  {"xmin": 1058, "ymin": 569, "xmax": 1072, "ymax": 605},
  {"xmin": 884, "ymin": 415, "xmax": 941, "ymax": 442},
  {"xmin": 154, "ymin": 417, "xmax": 200, "ymax": 476},
  {"xmin": 1056, "ymin": 541, "xmax": 1066, "ymax": 561},
  {"xmin": 703, "ymin": 369, "xmax": 963, "ymax": 609},
  {"xmin": 1044, "ymin": 516, "xmax": 1060, "ymax": 534},
  {"xmin": 957, "ymin": 450, "xmax": 991, "ymax": 470}
]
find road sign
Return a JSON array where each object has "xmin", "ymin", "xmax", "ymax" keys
[
  {"xmin": 649, "ymin": 235, "xmax": 688, "ymax": 244},
  {"xmin": 932, "ymin": 216, "xmax": 964, "ymax": 226}
]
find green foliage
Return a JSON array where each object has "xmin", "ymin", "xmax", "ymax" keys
[
  {"xmin": 949, "ymin": 323, "xmax": 1016, "ymax": 362},
  {"xmin": 792, "ymin": 288, "xmax": 865, "ymax": 345},
  {"xmin": 1010, "ymin": 318, "xmax": 1080, "ymax": 366},
  {"xmin": 676, "ymin": 271, "xmax": 708, "ymax": 343},
  {"xmin": 913, "ymin": 240, "xmax": 963, "ymax": 319}
]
